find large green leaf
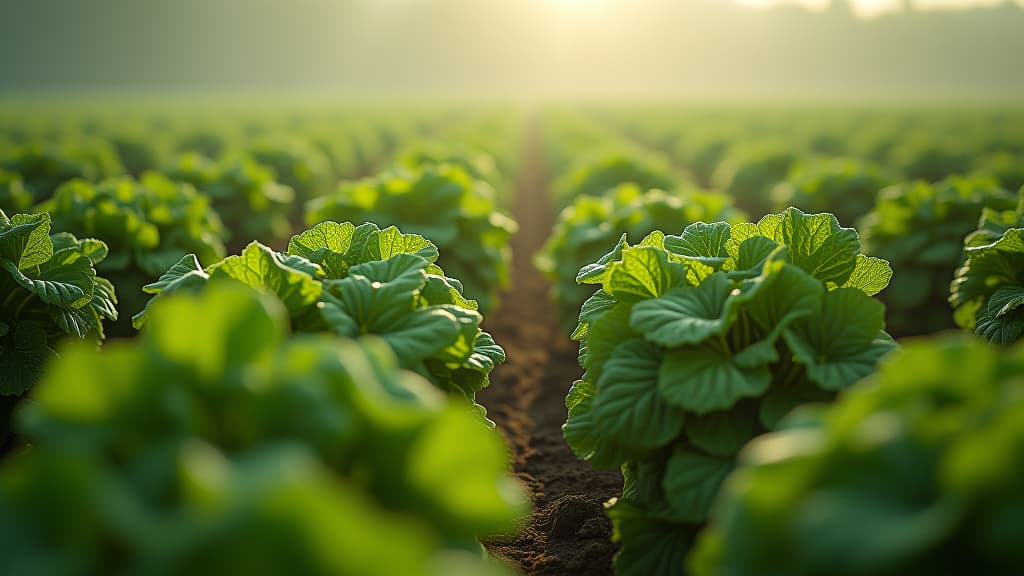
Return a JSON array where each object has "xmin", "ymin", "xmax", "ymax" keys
[
  {"xmin": 629, "ymin": 272, "xmax": 733, "ymax": 347},
  {"xmin": 364, "ymin": 226, "xmax": 439, "ymax": 263},
  {"xmin": 783, "ymin": 288, "xmax": 896, "ymax": 391},
  {"xmin": 776, "ymin": 208, "xmax": 861, "ymax": 285},
  {"xmin": 662, "ymin": 446, "xmax": 735, "ymax": 522},
  {"xmin": 663, "ymin": 221, "xmax": 731, "ymax": 268},
  {"xmin": 658, "ymin": 341, "xmax": 773, "ymax": 414},
  {"xmin": 737, "ymin": 257, "xmax": 823, "ymax": 341},
  {"xmin": 594, "ymin": 339, "xmax": 686, "ymax": 452},
  {"xmin": 379, "ymin": 307, "xmax": 464, "ymax": 363},
  {"xmin": 583, "ymin": 303, "xmax": 636, "ymax": 383},
  {"xmin": 287, "ymin": 221, "xmax": 358, "ymax": 278},
  {"xmin": 685, "ymin": 402, "xmax": 758, "ymax": 457},
  {"xmin": 3, "ymin": 250, "xmax": 94, "ymax": 308},
  {"xmin": 839, "ymin": 254, "xmax": 893, "ymax": 296},
  {"xmin": 0, "ymin": 212, "xmax": 52, "ymax": 269},
  {"xmin": 604, "ymin": 245, "xmax": 675, "ymax": 303},
  {"xmin": 209, "ymin": 242, "xmax": 322, "ymax": 319}
]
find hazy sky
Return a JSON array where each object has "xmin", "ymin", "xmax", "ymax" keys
[
  {"xmin": 735, "ymin": 0, "xmax": 1023, "ymax": 17},
  {"xmin": 1, "ymin": 0, "xmax": 1022, "ymax": 100}
]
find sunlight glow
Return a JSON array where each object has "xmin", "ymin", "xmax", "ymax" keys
[{"xmin": 548, "ymin": 0, "xmax": 610, "ymax": 12}]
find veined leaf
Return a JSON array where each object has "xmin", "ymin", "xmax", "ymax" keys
[{"xmin": 630, "ymin": 272, "xmax": 734, "ymax": 347}]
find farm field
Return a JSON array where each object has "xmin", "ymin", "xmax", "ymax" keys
[{"xmin": 1, "ymin": 101, "xmax": 1023, "ymax": 575}]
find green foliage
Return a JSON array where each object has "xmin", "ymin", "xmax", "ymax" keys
[
  {"xmin": 551, "ymin": 151, "xmax": 679, "ymax": 206},
  {"xmin": 860, "ymin": 176, "xmax": 1017, "ymax": 337},
  {"xmin": 535, "ymin": 184, "xmax": 744, "ymax": 332},
  {"xmin": 950, "ymin": 188, "xmax": 1024, "ymax": 344},
  {"xmin": 305, "ymin": 164, "xmax": 516, "ymax": 312},
  {"xmin": 712, "ymin": 144, "xmax": 795, "ymax": 218},
  {"xmin": 135, "ymin": 221, "xmax": 504, "ymax": 417},
  {"xmin": 1, "ymin": 141, "xmax": 122, "ymax": 207},
  {"xmin": 37, "ymin": 173, "xmax": 227, "ymax": 335},
  {"xmin": 0, "ymin": 284, "xmax": 526, "ymax": 575},
  {"xmin": 0, "ymin": 170, "xmax": 31, "ymax": 214},
  {"xmin": 772, "ymin": 157, "xmax": 898, "ymax": 225},
  {"xmin": 167, "ymin": 152, "xmax": 295, "ymax": 249},
  {"xmin": 0, "ymin": 209, "xmax": 116, "ymax": 448},
  {"xmin": 565, "ymin": 208, "xmax": 895, "ymax": 575},
  {"xmin": 691, "ymin": 335, "xmax": 1024, "ymax": 576}
]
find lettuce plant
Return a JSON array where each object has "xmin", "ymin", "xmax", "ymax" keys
[
  {"xmin": 950, "ymin": 188, "xmax": 1024, "ymax": 344},
  {"xmin": 691, "ymin": 335, "xmax": 1024, "ymax": 576},
  {"xmin": 1, "ymin": 285, "xmax": 526, "ymax": 575},
  {"xmin": 305, "ymin": 165, "xmax": 517, "ymax": 312},
  {"xmin": 135, "ymin": 221, "xmax": 504, "ymax": 418},
  {"xmin": 535, "ymin": 184, "xmax": 744, "ymax": 332},
  {"xmin": 564, "ymin": 208, "xmax": 895, "ymax": 575},
  {"xmin": 551, "ymin": 151, "xmax": 679, "ymax": 207},
  {"xmin": 167, "ymin": 152, "xmax": 295, "ymax": 250},
  {"xmin": 712, "ymin": 144, "xmax": 795, "ymax": 218},
  {"xmin": 0, "ymin": 210, "xmax": 116, "ymax": 446},
  {"xmin": 1, "ymin": 141, "xmax": 122, "ymax": 205},
  {"xmin": 859, "ymin": 176, "xmax": 1016, "ymax": 337},
  {"xmin": 771, "ymin": 157, "xmax": 897, "ymax": 225},
  {"xmin": 37, "ymin": 173, "xmax": 226, "ymax": 335}
]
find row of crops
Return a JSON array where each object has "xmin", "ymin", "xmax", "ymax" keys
[{"xmin": 2, "ymin": 101, "xmax": 1024, "ymax": 575}]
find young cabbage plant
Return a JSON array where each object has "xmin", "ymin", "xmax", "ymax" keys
[
  {"xmin": 691, "ymin": 335, "xmax": 1024, "ymax": 576},
  {"xmin": 565, "ymin": 208, "xmax": 895, "ymax": 576},
  {"xmin": 2, "ymin": 285, "xmax": 526, "ymax": 575},
  {"xmin": 135, "ymin": 221, "xmax": 505, "ymax": 421},
  {"xmin": 950, "ymin": 187, "xmax": 1024, "ymax": 344}
]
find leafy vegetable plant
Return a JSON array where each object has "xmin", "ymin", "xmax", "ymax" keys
[
  {"xmin": 771, "ymin": 157, "xmax": 897, "ymax": 225},
  {"xmin": 535, "ymin": 183, "xmax": 744, "ymax": 332},
  {"xmin": 1, "ymin": 284, "xmax": 526, "ymax": 575},
  {"xmin": 859, "ymin": 176, "xmax": 1016, "ymax": 337},
  {"xmin": 305, "ymin": 164, "xmax": 516, "ymax": 312},
  {"xmin": 691, "ymin": 335, "xmax": 1024, "ymax": 576},
  {"xmin": 564, "ymin": 208, "xmax": 895, "ymax": 575},
  {"xmin": 135, "ymin": 221, "xmax": 504, "ymax": 418},
  {"xmin": 950, "ymin": 188, "xmax": 1024, "ymax": 344},
  {"xmin": 0, "ymin": 210, "xmax": 116, "ymax": 446},
  {"xmin": 37, "ymin": 173, "xmax": 226, "ymax": 335},
  {"xmin": 167, "ymin": 152, "xmax": 295, "ymax": 251},
  {"xmin": 551, "ymin": 151, "xmax": 679, "ymax": 207}
]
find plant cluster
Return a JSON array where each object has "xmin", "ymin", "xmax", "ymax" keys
[
  {"xmin": 551, "ymin": 151, "xmax": 679, "ymax": 207},
  {"xmin": 136, "ymin": 221, "xmax": 505, "ymax": 419},
  {"xmin": 564, "ymin": 208, "xmax": 895, "ymax": 575},
  {"xmin": 691, "ymin": 335, "xmax": 1024, "ymax": 576},
  {"xmin": 771, "ymin": 157, "xmax": 897, "ymax": 225},
  {"xmin": 0, "ymin": 285, "xmax": 526, "ymax": 575},
  {"xmin": 859, "ymin": 176, "xmax": 1017, "ymax": 337},
  {"xmin": 535, "ymin": 183, "xmax": 744, "ymax": 332},
  {"xmin": 950, "ymin": 188, "xmax": 1024, "ymax": 344},
  {"xmin": 305, "ymin": 164, "xmax": 516, "ymax": 312}
]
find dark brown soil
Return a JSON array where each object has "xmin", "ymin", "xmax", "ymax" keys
[{"xmin": 478, "ymin": 118, "xmax": 622, "ymax": 575}]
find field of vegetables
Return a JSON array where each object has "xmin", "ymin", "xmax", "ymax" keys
[{"xmin": 1, "ymin": 100, "xmax": 1023, "ymax": 575}]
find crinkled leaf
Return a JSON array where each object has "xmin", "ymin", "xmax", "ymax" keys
[
  {"xmin": 0, "ymin": 212, "xmax": 52, "ymax": 269},
  {"xmin": 364, "ymin": 225, "xmax": 439, "ymax": 263},
  {"xmin": 572, "ymin": 289, "xmax": 617, "ymax": 340},
  {"xmin": 664, "ymin": 221, "xmax": 731, "ymax": 268},
  {"xmin": 3, "ymin": 251, "xmax": 93, "ymax": 308},
  {"xmin": 605, "ymin": 245, "xmax": 674, "ymax": 303},
  {"xmin": 209, "ymin": 242, "xmax": 322, "ymax": 318},
  {"xmin": 778, "ymin": 208, "xmax": 861, "ymax": 285},
  {"xmin": 839, "ymin": 254, "xmax": 893, "ymax": 296},
  {"xmin": 659, "ymin": 342, "xmax": 772, "ymax": 414}
]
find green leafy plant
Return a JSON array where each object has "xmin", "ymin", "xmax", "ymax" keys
[
  {"xmin": 135, "ymin": 221, "xmax": 504, "ymax": 419},
  {"xmin": 0, "ymin": 210, "xmax": 116, "ymax": 447},
  {"xmin": 1, "ymin": 141, "xmax": 123, "ymax": 205},
  {"xmin": 167, "ymin": 152, "xmax": 295, "ymax": 250},
  {"xmin": 0, "ymin": 170, "xmax": 31, "ymax": 214},
  {"xmin": 535, "ymin": 183, "xmax": 744, "ymax": 332},
  {"xmin": 37, "ymin": 173, "xmax": 227, "ymax": 335},
  {"xmin": 771, "ymin": 157, "xmax": 897, "ymax": 225},
  {"xmin": 859, "ymin": 176, "xmax": 1017, "ymax": 337},
  {"xmin": 950, "ymin": 188, "xmax": 1024, "ymax": 344},
  {"xmin": 690, "ymin": 335, "xmax": 1024, "ymax": 576},
  {"xmin": 305, "ymin": 164, "xmax": 517, "ymax": 312},
  {"xmin": 1, "ymin": 284, "xmax": 526, "ymax": 575},
  {"xmin": 712, "ymin": 144, "xmax": 794, "ymax": 218},
  {"xmin": 551, "ymin": 151, "xmax": 679, "ymax": 207},
  {"xmin": 564, "ymin": 208, "xmax": 895, "ymax": 575}
]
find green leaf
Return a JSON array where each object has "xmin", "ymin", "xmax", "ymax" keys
[
  {"xmin": 778, "ymin": 208, "xmax": 861, "ymax": 285},
  {"xmin": 577, "ymin": 233, "xmax": 629, "ymax": 285},
  {"xmin": 142, "ymin": 254, "xmax": 208, "ymax": 295},
  {"xmin": 209, "ymin": 242, "xmax": 322, "ymax": 319},
  {"xmin": 662, "ymin": 446, "xmax": 735, "ymax": 522},
  {"xmin": 839, "ymin": 255, "xmax": 893, "ymax": 296},
  {"xmin": 783, "ymin": 288, "xmax": 895, "ymax": 391},
  {"xmin": 685, "ymin": 402, "xmax": 758, "ymax": 457},
  {"xmin": 3, "ymin": 251, "xmax": 94, "ymax": 308},
  {"xmin": 975, "ymin": 288, "xmax": 1024, "ymax": 345},
  {"xmin": 364, "ymin": 226, "xmax": 439, "ymax": 263},
  {"xmin": 572, "ymin": 289, "xmax": 617, "ymax": 340},
  {"xmin": 0, "ymin": 321, "xmax": 54, "ymax": 395},
  {"xmin": 658, "ymin": 342, "xmax": 772, "ymax": 414},
  {"xmin": 379, "ymin": 307, "xmax": 463, "ymax": 362},
  {"xmin": 583, "ymin": 303, "xmax": 636, "ymax": 383},
  {"xmin": 287, "ymin": 221, "xmax": 358, "ymax": 278},
  {"xmin": 738, "ymin": 257, "xmax": 824, "ymax": 341},
  {"xmin": 664, "ymin": 221, "xmax": 731, "ymax": 268},
  {"xmin": 629, "ymin": 272, "xmax": 733, "ymax": 347},
  {"xmin": 605, "ymin": 246, "xmax": 675, "ymax": 303},
  {"xmin": 0, "ymin": 321, "xmax": 7, "ymax": 338},
  {"xmin": 0, "ymin": 212, "xmax": 52, "ymax": 269},
  {"xmin": 594, "ymin": 339, "xmax": 686, "ymax": 452}
]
